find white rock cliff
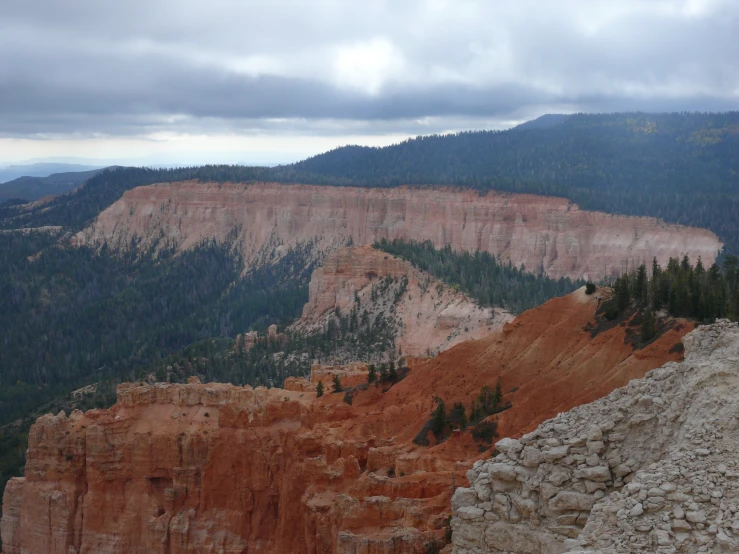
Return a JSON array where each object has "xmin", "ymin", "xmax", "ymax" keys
[{"xmin": 452, "ymin": 319, "xmax": 739, "ymax": 553}]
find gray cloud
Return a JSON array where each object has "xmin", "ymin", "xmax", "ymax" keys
[{"xmin": 1, "ymin": 0, "xmax": 738, "ymax": 139}]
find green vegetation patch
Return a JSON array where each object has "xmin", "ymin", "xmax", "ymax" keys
[{"xmin": 375, "ymin": 238, "xmax": 583, "ymax": 314}]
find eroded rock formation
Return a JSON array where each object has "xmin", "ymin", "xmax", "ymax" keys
[
  {"xmin": 452, "ymin": 319, "xmax": 739, "ymax": 553},
  {"xmin": 295, "ymin": 245, "xmax": 512, "ymax": 357},
  {"xmin": 72, "ymin": 181, "xmax": 722, "ymax": 281},
  {"xmin": 1, "ymin": 290, "xmax": 694, "ymax": 554},
  {"xmin": 0, "ymin": 381, "xmax": 454, "ymax": 554}
]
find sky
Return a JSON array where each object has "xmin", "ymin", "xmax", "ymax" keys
[{"xmin": 1, "ymin": 0, "xmax": 738, "ymax": 166}]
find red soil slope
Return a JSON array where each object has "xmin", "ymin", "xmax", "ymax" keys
[{"xmin": 1, "ymin": 289, "xmax": 691, "ymax": 554}]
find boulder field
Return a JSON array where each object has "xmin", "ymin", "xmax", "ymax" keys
[
  {"xmin": 71, "ymin": 181, "xmax": 721, "ymax": 281},
  {"xmin": 0, "ymin": 290, "xmax": 692, "ymax": 554}
]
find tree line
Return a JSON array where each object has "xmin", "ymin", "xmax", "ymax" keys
[{"xmin": 610, "ymin": 255, "xmax": 739, "ymax": 325}]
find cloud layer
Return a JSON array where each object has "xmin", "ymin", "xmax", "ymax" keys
[{"xmin": 1, "ymin": 0, "xmax": 738, "ymax": 143}]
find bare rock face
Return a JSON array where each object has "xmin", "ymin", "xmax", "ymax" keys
[
  {"xmin": 72, "ymin": 181, "xmax": 722, "ymax": 281},
  {"xmin": 452, "ymin": 319, "xmax": 739, "ymax": 553},
  {"xmin": 294, "ymin": 245, "xmax": 513, "ymax": 357},
  {"xmin": 0, "ymin": 382, "xmax": 453, "ymax": 554}
]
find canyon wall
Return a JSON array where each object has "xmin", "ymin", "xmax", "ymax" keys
[
  {"xmin": 294, "ymin": 245, "xmax": 513, "ymax": 357},
  {"xmin": 452, "ymin": 320, "xmax": 739, "ymax": 553},
  {"xmin": 2, "ymin": 291, "xmax": 694, "ymax": 554},
  {"xmin": 72, "ymin": 181, "xmax": 722, "ymax": 281}
]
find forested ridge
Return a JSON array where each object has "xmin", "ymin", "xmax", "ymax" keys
[
  {"xmin": 0, "ymin": 234, "xmax": 315, "ymax": 425},
  {"xmin": 295, "ymin": 112, "xmax": 739, "ymax": 255}
]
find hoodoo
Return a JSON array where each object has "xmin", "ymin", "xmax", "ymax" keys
[{"xmin": 72, "ymin": 181, "xmax": 722, "ymax": 281}]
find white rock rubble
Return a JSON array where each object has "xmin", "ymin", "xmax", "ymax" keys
[{"xmin": 451, "ymin": 319, "xmax": 739, "ymax": 553}]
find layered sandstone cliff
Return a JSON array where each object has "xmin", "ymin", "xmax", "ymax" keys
[
  {"xmin": 452, "ymin": 320, "xmax": 739, "ymax": 554},
  {"xmin": 1, "ymin": 291, "xmax": 693, "ymax": 554},
  {"xmin": 72, "ymin": 181, "xmax": 721, "ymax": 281},
  {"xmin": 294, "ymin": 245, "xmax": 513, "ymax": 357}
]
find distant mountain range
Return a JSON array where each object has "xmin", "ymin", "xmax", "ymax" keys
[
  {"xmin": 0, "ymin": 163, "xmax": 103, "ymax": 183},
  {"xmin": 0, "ymin": 164, "xmax": 107, "ymax": 203}
]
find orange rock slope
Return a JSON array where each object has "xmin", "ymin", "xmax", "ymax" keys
[
  {"xmin": 2, "ymin": 290, "xmax": 692, "ymax": 554},
  {"xmin": 71, "ymin": 181, "xmax": 721, "ymax": 281}
]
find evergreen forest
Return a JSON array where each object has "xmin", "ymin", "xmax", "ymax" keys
[
  {"xmin": 294, "ymin": 112, "xmax": 739, "ymax": 256},
  {"xmin": 609, "ymin": 255, "xmax": 739, "ymax": 324},
  {"xmin": 375, "ymin": 238, "xmax": 583, "ymax": 313}
]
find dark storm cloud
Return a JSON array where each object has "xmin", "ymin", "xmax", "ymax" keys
[{"xmin": 1, "ymin": 0, "xmax": 738, "ymax": 137}]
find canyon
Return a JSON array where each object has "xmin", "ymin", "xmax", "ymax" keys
[
  {"xmin": 2, "ymin": 289, "xmax": 692, "ymax": 554},
  {"xmin": 71, "ymin": 181, "xmax": 722, "ymax": 281}
]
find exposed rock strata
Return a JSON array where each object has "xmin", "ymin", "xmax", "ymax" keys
[
  {"xmin": 0, "ymin": 382, "xmax": 456, "ymax": 554},
  {"xmin": 295, "ymin": 245, "xmax": 512, "ymax": 357},
  {"xmin": 0, "ymin": 291, "xmax": 697, "ymax": 554},
  {"xmin": 72, "ymin": 181, "xmax": 721, "ymax": 281},
  {"xmin": 452, "ymin": 319, "xmax": 739, "ymax": 553}
]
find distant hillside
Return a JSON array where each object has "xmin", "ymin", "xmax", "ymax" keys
[
  {"xmin": 0, "ymin": 163, "xmax": 102, "ymax": 184},
  {"xmin": 513, "ymin": 113, "xmax": 570, "ymax": 129},
  {"xmin": 0, "ymin": 167, "xmax": 106, "ymax": 202},
  {"xmin": 291, "ymin": 112, "xmax": 739, "ymax": 254}
]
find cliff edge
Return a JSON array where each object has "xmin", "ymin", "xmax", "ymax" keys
[
  {"xmin": 71, "ymin": 182, "xmax": 722, "ymax": 281},
  {"xmin": 452, "ymin": 319, "xmax": 739, "ymax": 553}
]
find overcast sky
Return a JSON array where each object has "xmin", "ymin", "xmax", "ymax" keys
[{"xmin": 1, "ymin": 0, "xmax": 737, "ymax": 166}]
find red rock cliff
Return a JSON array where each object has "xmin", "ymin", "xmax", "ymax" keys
[
  {"xmin": 1, "ymin": 291, "xmax": 694, "ymax": 554},
  {"xmin": 72, "ymin": 182, "xmax": 721, "ymax": 281}
]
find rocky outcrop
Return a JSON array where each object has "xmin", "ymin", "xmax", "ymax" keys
[
  {"xmin": 295, "ymin": 245, "xmax": 512, "ymax": 357},
  {"xmin": 452, "ymin": 319, "xmax": 739, "ymax": 553},
  {"xmin": 284, "ymin": 362, "xmax": 371, "ymax": 392},
  {"xmin": 72, "ymin": 181, "xmax": 722, "ymax": 281}
]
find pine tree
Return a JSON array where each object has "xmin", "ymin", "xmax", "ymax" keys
[
  {"xmin": 332, "ymin": 375, "xmax": 342, "ymax": 393},
  {"xmin": 641, "ymin": 309, "xmax": 657, "ymax": 342},
  {"xmin": 316, "ymin": 381, "xmax": 324, "ymax": 397},
  {"xmin": 493, "ymin": 377, "xmax": 502, "ymax": 410},
  {"xmin": 431, "ymin": 397, "xmax": 447, "ymax": 437},
  {"xmin": 388, "ymin": 361, "xmax": 398, "ymax": 383},
  {"xmin": 379, "ymin": 363, "xmax": 388, "ymax": 382},
  {"xmin": 614, "ymin": 274, "xmax": 631, "ymax": 312},
  {"xmin": 367, "ymin": 364, "xmax": 376, "ymax": 384},
  {"xmin": 636, "ymin": 264, "xmax": 649, "ymax": 304},
  {"xmin": 450, "ymin": 401, "xmax": 467, "ymax": 429}
]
